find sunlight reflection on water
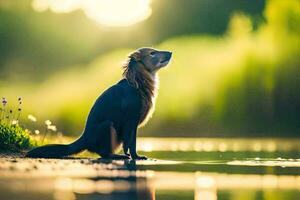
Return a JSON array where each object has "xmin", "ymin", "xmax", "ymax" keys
[
  {"xmin": 0, "ymin": 138, "xmax": 300, "ymax": 200},
  {"xmin": 227, "ymin": 159, "xmax": 300, "ymax": 167},
  {"xmin": 21, "ymin": 172, "xmax": 300, "ymax": 200},
  {"xmin": 29, "ymin": 170, "xmax": 298, "ymax": 200},
  {"xmin": 137, "ymin": 138, "xmax": 300, "ymax": 152}
]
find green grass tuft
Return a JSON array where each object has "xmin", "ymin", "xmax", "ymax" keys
[{"xmin": 0, "ymin": 123, "xmax": 37, "ymax": 151}]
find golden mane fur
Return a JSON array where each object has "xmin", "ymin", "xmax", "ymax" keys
[{"xmin": 122, "ymin": 52, "xmax": 158, "ymax": 126}]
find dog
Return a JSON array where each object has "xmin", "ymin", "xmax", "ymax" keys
[{"xmin": 26, "ymin": 47, "xmax": 172, "ymax": 159}]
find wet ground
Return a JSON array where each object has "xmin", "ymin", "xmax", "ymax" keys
[{"xmin": 0, "ymin": 138, "xmax": 300, "ymax": 200}]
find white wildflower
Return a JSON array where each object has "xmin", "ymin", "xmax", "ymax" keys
[
  {"xmin": 28, "ymin": 114, "xmax": 37, "ymax": 122},
  {"xmin": 11, "ymin": 120, "xmax": 18, "ymax": 125},
  {"xmin": 34, "ymin": 130, "xmax": 40, "ymax": 135},
  {"xmin": 47, "ymin": 125, "xmax": 57, "ymax": 132},
  {"xmin": 45, "ymin": 120, "xmax": 52, "ymax": 126}
]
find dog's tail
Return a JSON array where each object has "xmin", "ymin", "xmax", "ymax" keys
[{"xmin": 26, "ymin": 136, "xmax": 86, "ymax": 158}]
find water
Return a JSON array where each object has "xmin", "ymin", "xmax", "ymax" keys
[{"xmin": 0, "ymin": 138, "xmax": 299, "ymax": 200}]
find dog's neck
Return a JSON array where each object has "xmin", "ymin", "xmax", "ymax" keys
[
  {"xmin": 123, "ymin": 61, "xmax": 158, "ymax": 124},
  {"xmin": 123, "ymin": 61, "xmax": 158, "ymax": 95}
]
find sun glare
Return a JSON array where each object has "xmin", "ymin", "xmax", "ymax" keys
[{"xmin": 31, "ymin": 0, "xmax": 152, "ymax": 27}]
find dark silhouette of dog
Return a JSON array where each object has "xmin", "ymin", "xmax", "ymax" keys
[{"xmin": 26, "ymin": 47, "xmax": 172, "ymax": 160}]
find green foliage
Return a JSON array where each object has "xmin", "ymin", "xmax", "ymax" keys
[
  {"xmin": 0, "ymin": 97, "xmax": 37, "ymax": 151},
  {"xmin": 215, "ymin": 0, "xmax": 300, "ymax": 134},
  {"xmin": 0, "ymin": 123, "xmax": 36, "ymax": 151},
  {"xmin": 0, "ymin": 0, "xmax": 299, "ymax": 137},
  {"xmin": 0, "ymin": 0, "xmax": 264, "ymax": 81}
]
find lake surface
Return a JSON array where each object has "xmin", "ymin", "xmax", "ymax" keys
[{"xmin": 0, "ymin": 138, "xmax": 299, "ymax": 200}]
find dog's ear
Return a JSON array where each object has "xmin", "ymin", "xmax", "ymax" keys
[
  {"xmin": 129, "ymin": 51, "xmax": 141, "ymax": 62},
  {"xmin": 123, "ymin": 52, "xmax": 139, "ymax": 88},
  {"xmin": 123, "ymin": 51, "xmax": 140, "ymax": 71}
]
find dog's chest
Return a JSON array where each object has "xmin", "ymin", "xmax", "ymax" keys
[
  {"xmin": 138, "ymin": 80, "xmax": 158, "ymax": 127},
  {"xmin": 140, "ymin": 98, "xmax": 152, "ymax": 121}
]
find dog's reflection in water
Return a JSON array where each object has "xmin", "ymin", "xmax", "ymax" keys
[{"xmin": 74, "ymin": 160, "xmax": 155, "ymax": 200}]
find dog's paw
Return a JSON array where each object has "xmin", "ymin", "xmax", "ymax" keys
[{"xmin": 131, "ymin": 154, "xmax": 148, "ymax": 160}]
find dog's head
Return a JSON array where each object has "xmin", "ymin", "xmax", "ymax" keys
[{"xmin": 128, "ymin": 47, "xmax": 172, "ymax": 73}]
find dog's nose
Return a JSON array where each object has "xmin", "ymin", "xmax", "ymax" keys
[
  {"xmin": 165, "ymin": 51, "xmax": 172, "ymax": 59},
  {"xmin": 167, "ymin": 51, "xmax": 172, "ymax": 59}
]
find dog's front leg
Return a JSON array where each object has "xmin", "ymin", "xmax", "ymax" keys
[
  {"xmin": 123, "ymin": 121, "xmax": 147, "ymax": 160},
  {"xmin": 129, "ymin": 128, "xmax": 147, "ymax": 160},
  {"xmin": 122, "ymin": 120, "xmax": 136, "ymax": 156}
]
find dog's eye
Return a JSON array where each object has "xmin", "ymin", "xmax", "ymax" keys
[{"xmin": 150, "ymin": 51, "xmax": 156, "ymax": 56}]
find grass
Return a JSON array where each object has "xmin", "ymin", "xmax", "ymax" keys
[
  {"xmin": 0, "ymin": 123, "xmax": 37, "ymax": 151},
  {"xmin": 0, "ymin": 97, "xmax": 38, "ymax": 151},
  {"xmin": 0, "ymin": 97, "xmax": 47, "ymax": 152}
]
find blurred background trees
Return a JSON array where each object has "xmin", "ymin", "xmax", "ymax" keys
[{"xmin": 0, "ymin": 0, "xmax": 299, "ymax": 137}]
